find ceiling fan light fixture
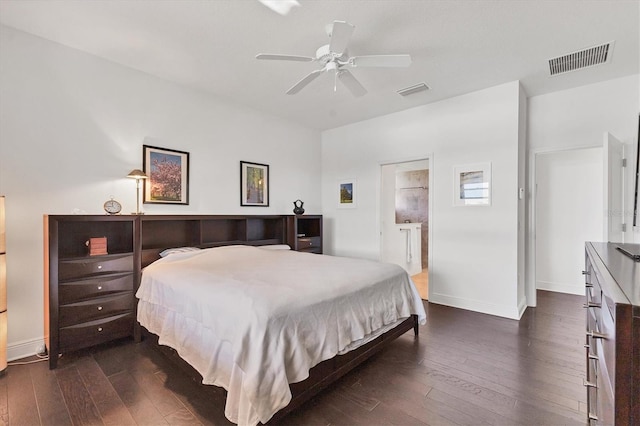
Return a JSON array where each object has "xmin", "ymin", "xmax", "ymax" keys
[
  {"xmin": 257, "ymin": 0, "xmax": 300, "ymax": 16},
  {"xmin": 397, "ymin": 82, "xmax": 430, "ymax": 97}
]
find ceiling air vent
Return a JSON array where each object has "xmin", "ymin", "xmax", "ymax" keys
[
  {"xmin": 548, "ymin": 41, "xmax": 615, "ymax": 76},
  {"xmin": 397, "ymin": 82, "xmax": 430, "ymax": 97}
]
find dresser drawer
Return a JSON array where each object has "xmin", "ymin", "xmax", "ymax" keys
[
  {"xmin": 59, "ymin": 313, "xmax": 133, "ymax": 352},
  {"xmin": 59, "ymin": 273, "xmax": 133, "ymax": 303},
  {"xmin": 297, "ymin": 236, "xmax": 321, "ymax": 253},
  {"xmin": 59, "ymin": 292, "xmax": 133, "ymax": 327},
  {"xmin": 59, "ymin": 253, "xmax": 133, "ymax": 280}
]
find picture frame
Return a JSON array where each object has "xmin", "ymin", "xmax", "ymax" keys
[
  {"xmin": 240, "ymin": 161, "xmax": 269, "ymax": 207},
  {"xmin": 143, "ymin": 145, "xmax": 189, "ymax": 205},
  {"xmin": 337, "ymin": 178, "xmax": 357, "ymax": 208},
  {"xmin": 453, "ymin": 162, "xmax": 491, "ymax": 206}
]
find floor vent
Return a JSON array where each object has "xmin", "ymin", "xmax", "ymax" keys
[
  {"xmin": 397, "ymin": 82, "xmax": 430, "ymax": 97},
  {"xmin": 548, "ymin": 41, "xmax": 614, "ymax": 76}
]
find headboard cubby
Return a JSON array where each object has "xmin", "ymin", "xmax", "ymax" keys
[{"xmin": 140, "ymin": 215, "xmax": 288, "ymax": 267}]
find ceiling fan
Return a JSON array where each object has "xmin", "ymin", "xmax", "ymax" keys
[{"xmin": 256, "ymin": 21, "xmax": 412, "ymax": 97}]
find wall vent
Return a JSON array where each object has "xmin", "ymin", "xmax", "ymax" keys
[
  {"xmin": 397, "ymin": 82, "xmax": 430, "ymax": 97},
  {"xmin": 548, "ymin": 41, "xmax": 614, "ymax": 76}
]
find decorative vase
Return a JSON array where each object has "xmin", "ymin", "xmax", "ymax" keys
[{"xmin": 293, "ymin": 199, "xmax": 305, "ymax": 215}]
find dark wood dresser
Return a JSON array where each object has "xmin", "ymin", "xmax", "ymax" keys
[
  {"xmin": 584, "ymin": 242, "xmax": 639, "ymax": 425},
  {"xmin": 44, "ymin": 215, "xmax": 139, "ymax": 369}
]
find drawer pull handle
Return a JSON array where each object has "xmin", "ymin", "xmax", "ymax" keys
[
  {"xmin": 588, "ymin": 353, "xmax": 599, "ymax": 360},
  {"xmin": 97, "ymin": 265, "xmax": 103, "ymax": 270},
  {"xmin": 97, "ymin": 286, "xmax": 103, "ymax": 290},
  {"xmin": 587, "ymin": 330, "xmax": 607, "ymax": 339},
  {"xmin": 583, "ymin": 379, "xmax": 597, "ymax": 388},
  {"xmin": 585, "ymin": 283, "xmax": 593, "ymax": 288},
  {"xmin": 582, "ymin": 270, "xmax": 589, "ymax": 275},
  {"xmin": 583, "ymin": 302, "xmax": 601, "ymax": 308},
  {"xmin": 588, "ymin": 413, "xmax": 598, "ymax": 421},
  {"xmin": 97, "ymin": 306, "xmax": 103, "ymax": 311},
  {"xmin": 97, "ymin": 327, "xmax": 103, "ymax": 332}
]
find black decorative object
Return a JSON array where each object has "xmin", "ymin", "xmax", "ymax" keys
[{"xmin": 293, "ymin": 199, "xmax": 305, "ymax": 215}]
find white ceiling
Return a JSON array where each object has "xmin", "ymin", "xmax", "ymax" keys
[{"xmin": 0, "ymin": 0, "xmax": 638, "ymax": 130}]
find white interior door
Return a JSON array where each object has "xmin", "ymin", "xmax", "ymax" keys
[
  {"xmin": 603, "ymin": 132, "xmax": 625, "ymax": 243},
  {"xmin": 535, "ymin": 148, "xmax": 603, "ymax": 295}
]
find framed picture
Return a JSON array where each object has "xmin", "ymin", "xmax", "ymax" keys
[
  {"xmin": 453, "ymin": 163, "xmax": 491, "ymax": 206},
  {"xmin": 240, "ymin": 161, "xmax": 269, "ymax": 207},
  {"xmin": 143, "ymin": 145, "xmax": 189, "ymax": 205},
  {"xmin": 338, "ymin": 178, "xmax": 357, "ymax": 208}
]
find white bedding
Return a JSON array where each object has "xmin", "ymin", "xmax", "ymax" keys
[{"xmin": 136, "ymin": 245, "xmax": 426, "ymax": 425}]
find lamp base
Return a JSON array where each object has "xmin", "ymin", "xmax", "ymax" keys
[{"xmin": 131, "ymin": 212, "xmax": 145, "ymax": 215}]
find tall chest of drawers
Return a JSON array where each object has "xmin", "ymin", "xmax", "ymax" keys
[
  {"xmin": 584, "ymin": 242, "xmax": 639, "ymax": 425},
  {"xmin": 44, "ymin": 215, "xmax": 139, "ymax": 369}
]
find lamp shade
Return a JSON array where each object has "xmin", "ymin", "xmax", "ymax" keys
[{"xmin": 127, "ymin": 169, "xmax": 148, "ymax": 179}]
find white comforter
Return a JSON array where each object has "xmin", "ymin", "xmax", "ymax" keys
[{"xmin": 136, "ymin": 245, "xmax": 426, "ymax": 425}]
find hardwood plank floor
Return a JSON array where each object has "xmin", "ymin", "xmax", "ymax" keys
[{"xmin": 0, "ymin": 290, "xmax": 586, "ymax": 425}]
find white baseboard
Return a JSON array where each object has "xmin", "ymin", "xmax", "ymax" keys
[
  {"xmin": 429, "ymin": 292, "xmax": 521, "ymax": 320},
  {"xmin": 536, "ymin": 280, "xmax": 583, "ymax": 296},
  {"xmin": 8, "ymin": 337, "xmax": 44, "ymax": 362}
]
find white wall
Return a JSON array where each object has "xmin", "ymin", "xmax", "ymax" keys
[
  {"xmin": 528, "ymin": 74, "xmax": 640, "ymax": 244},
  {"xmin": 0, "ymin": 26, "xmax": 321, "ymax": 360},
  {"xmin": 321, "ymin": 81, "xmax": 524, "ymax": 319}
]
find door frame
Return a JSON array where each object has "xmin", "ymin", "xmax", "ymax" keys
[
  {"xmin": 526, "ymin": 144, "xmax": 602, "ymax": 307},
  {"xmin": 379, "ymin": 154, "xmax": 433, "ymax": 299}
]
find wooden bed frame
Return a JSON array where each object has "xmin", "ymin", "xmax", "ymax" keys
[{"xmin": 135, "ymin": 214, "xmax": 420, "ymax": 424}]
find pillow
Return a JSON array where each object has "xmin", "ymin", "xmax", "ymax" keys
[
  {"xmin": 258, "ymin": 244, "xmax": 291, "ymax": 250},
  {"xmin": 159, "ymin": 247, "xmax": 201, "ymax": 257}
]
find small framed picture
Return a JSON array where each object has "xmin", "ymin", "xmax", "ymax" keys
[
  {"xmin": 240, "ymin": 161, "xmax": 269, "ymax": 207},
  {"xmin": 338, "ymin": 178, "xmax": 357, "ymax": 208},
  {"xmin": 453, "ymin": 162, "xmax": 491, "ymax": 206},
  {"xmin": 143, "ymin": 145, "xmax": 189, "ymax": 205}
]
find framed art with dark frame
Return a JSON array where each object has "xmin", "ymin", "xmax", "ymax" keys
[
  {"xmin": 143, "ymin": 145, "xmax": 189, "ymax": 205},
  {"xmin": 240, "ymin": 161, "xmax": 269, "ymax": 207}
]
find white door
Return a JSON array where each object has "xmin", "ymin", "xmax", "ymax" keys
[
  {"xmin": 535, "ymin": 148, "xmax": 603, "ymax": 295},
  {"xmin": 603, "ymin": 132, "xmax": 625, "ymax": 242}
]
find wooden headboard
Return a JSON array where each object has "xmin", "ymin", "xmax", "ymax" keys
[{"xmin": 140, "ymin": 215, "xmax": 288, "ymax": 268}]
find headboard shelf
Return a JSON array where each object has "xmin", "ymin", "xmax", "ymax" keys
[{"xmin": 139, "ymin": 215, "xmax": 289, "ymax": 267}]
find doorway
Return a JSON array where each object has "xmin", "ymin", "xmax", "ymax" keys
[
  {"xmin": 534, "ymin": 147, "xmax": 603, "ymax": 295},
  {"xmin": 380, "ymin": 159, "xmax": 430, "ymax": 300}
]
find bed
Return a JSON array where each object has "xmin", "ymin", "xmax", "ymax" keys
[{"xmin": 136, "ymin": 244, "xmax": 426, "ymax": 425}]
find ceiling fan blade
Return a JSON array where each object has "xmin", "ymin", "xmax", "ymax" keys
[
  {"xmin": 350, "ymin": 55, "xmax": 412, "ymax": 68},
  {"xmin": 338, "ymin": 70, "xmax": 367, "ymax": 97},
  {"xmin": 256, "ymin": 54, "xmax": 314, "ymax": 62},
  {"xmin": 286, "ymin": 69, "xmax": 324, "ymax": 94},
  {"xmin": 329, "ymin": 21, "xmax": 355, "ymax": 55}
]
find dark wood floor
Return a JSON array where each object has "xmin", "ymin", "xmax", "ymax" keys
[{"xmin": 0, "ymin": 290, "xmax": 587, "ymax": 425}]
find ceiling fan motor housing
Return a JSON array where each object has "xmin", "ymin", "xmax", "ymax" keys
[{"xmin": 316, "ymin": 44, "xmax": 348, "ymax": 66}]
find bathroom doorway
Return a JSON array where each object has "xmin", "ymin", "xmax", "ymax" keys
[{"xmin": 380, "ymin": 159, "xmax": 430, "ymax": 300}]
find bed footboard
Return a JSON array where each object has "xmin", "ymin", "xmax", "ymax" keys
[{"xmin": 141, "ymin": 314, "xmax": 419, "ymax": 424}]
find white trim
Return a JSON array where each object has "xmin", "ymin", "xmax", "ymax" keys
[
  {"xmin": 429, "ymin": 292, "xmax": 522, "ymax": 320},
  {"xmin": 536, "ymin": 280, "xmax": 584, "ymax": 296},
  {"xmin": 8, "ymin": 337, "xmax": 45, "ymax": 362}
]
